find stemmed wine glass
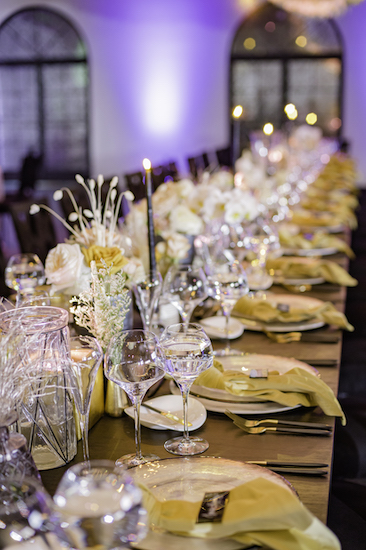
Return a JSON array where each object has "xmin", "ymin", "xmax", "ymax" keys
[
  {"xmin": 104, "ymin": 330, "xmax": 165, "ymax": 467},
  {"xmin": 65, "ymin": 335, "xmax": 103, "ymax": 463},
  {"xmin": 163, "ymin": 265, "xmax": 208, "ymax": 330},
  {"xmin": 132, "ymin": 270, "xmax": 162, "ymax": 331},
  {"xmin": 5, "ymin": 253, "xmax": 46, "ymax": 306},
  {"xmin": 159, "ymin": 323, "xmax": 213, "ymax": 455},
  {"xmin": 53, "ymin": 460, "xmax": 147, "ymax": 549},
  {"xmin": 207, "ymin": 260, "xmax": 248, "ymax": 356}
]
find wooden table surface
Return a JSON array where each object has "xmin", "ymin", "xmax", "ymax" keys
[{"xmin": 40, "ymin": 268, "xmax": 349, "ymax": 527}]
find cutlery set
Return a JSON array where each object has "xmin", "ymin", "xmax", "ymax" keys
[
  {"xmin": 247, "ymin": 460, "xmax": 329, "ymax": 476},
  {"xmin": 225, "ymin": 410, "xmax": 333, "ymax": 437}
]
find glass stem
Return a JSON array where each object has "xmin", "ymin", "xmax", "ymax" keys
[
  {"xmin": 222, "ymin": 304, "xmax": 232, "ymax": 353},
  {"xmin": 181, "ymin": 385, "xmax": 191, "ymax": 442},
  {"xmin": 132, "ymin": 396, "xmax": 143, "ymax": 461},
  {"xmin": 80, "ymin": 412, "xmax": 90, "ymax": 463}
]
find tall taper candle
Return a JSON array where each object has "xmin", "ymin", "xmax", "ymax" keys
[
  {"xmin": 232, "ymin": 105, "xmax": 243, "ymax": 169},
  {"xmin": 142, "ymin": 158, "xmax": 157, "ymax": 273}
]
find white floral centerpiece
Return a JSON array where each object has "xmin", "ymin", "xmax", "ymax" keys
[{"xmin": 30, "ymin": 174, "xmax": 144, "ymax": 296}]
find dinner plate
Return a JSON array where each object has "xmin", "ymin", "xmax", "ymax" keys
[
  {"xmin": 274, "ymin": 275, "xmax": 325, "ymax": 285},
  {"xmin": 131, "ymin": 457, "xmax": 294, "ymax": 550},
  {"xmin": 199, "ymin": 316, "xmax": 245, "ymax": 340},
  {"xmin": 125, "ymin": 395, "xmax": 206, "ymax": 431},
  {"xmin": 235, "ymin": 293, "xmax": 326, "ymax": 333},
  {"xmin": 169, "ymin": 380, "xmax": 301, "ymax": 414},
  {"xmin": 191, "ymin": 354, "xmax": 318, "ymax": 403}
]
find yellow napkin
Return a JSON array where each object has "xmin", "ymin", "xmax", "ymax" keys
[
  {"xmin": 279, "ymin": 227, "xmax": 355, "ymax": 258},
  {"xmin": 290, "ymin": 208, "xmax": 357, "ymax": 230},
  {"xmin": 138, "ymin": 476, "xmax": 340, "ymax": 550},
  {"xmin": 267, "ymin": 257, "xmax": 358, "ymax": 287},
  {"xmin": 232, "ymin": 294, "xmax": 354, "ymax": 331},
  {"xmin": 195, "ymin": 364, "xmax": 346, "ymax": 424},
  {"xmin": 303, "ymin": 189, "xmax": 359, "ymax": 210}
]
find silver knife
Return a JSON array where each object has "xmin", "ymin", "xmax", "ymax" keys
[{"xmin": 247, "ymin": 460, "xmax": 329, "ymax": 467}]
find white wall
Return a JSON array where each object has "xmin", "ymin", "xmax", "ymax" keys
[{"xmin": 1, "ymin": 1, "xmax": 365, "ymax": 181}]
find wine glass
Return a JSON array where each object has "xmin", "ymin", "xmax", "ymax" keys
[
  {"xmin": 159, "ymin": 323, "xmax": 213, "ymax": 455},
  {"xmin": 104, "ymin": 330, "xmax": 165, "ymax": 467},
  {"xmin": 132, "ymin": 270, "xmax": 163, "ymax": 331},
  {"xmin": 53, "ymin": 460, "xmax": 147, "ymax": 549},
  {"xmin": 245, "ymin": 219, "xmax": 278, "ymax": 291},
  {"xmin": 65, "ymin": 335, "xmax": 103, "ymax": 463},
  {"xmin": 207, "ymin": 260, "xmax": 248, "ymax": 356},
  {"xmin": 0, "ymin": 476, "xmax": 64, "ymax": 548},
  {"xmin": 5, "ymin": 253, "xmax": 46, "ymax": 306},
  {"xmin": 163, "ymin": 265, "xmax": 208, "ymax": 329}
]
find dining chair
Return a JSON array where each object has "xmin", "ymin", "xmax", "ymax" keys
[
  {"xmin": 187, "ymin": 154, "xmax": 207, "ymax": 180},
  {"xmin": 216, "ymin": 146, "xmax": 232, "ymax": 168},
  {"xmin": 7, "ymin": 198, "xmax": 58, "ymax": 263}
]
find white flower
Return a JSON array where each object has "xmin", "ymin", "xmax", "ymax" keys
[
  {"xmin": 45, "ymin": 243, "xmax": 91, "ymax": 295},
  {"xmin": 121, "ymin": 257, "xmax": 145, "ymax": 284},
  {"xmin": 176, "ymin": 178, "xmax": 195, "ymax": 198},
  {"xmin": 162, "ymin": 231, "xmax": 191, "ymax": 260},
  {"xmin": 29, "ymin": 204, "xmax": 40, "ymax": 215},
  {"xmin": 53, "ymin": 190, "xmax": 63, "ymax": 201},
  {"xmin": 169, "ymin": 204, "xmax": 204, "ymax": 236},
  {"xmin": 124, "ymin": 190, "xmax": 134, "ymax": 202}
]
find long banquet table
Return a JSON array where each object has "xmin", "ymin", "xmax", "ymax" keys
[{"xmin": 40, "ymin": 253, "xmax": 349, "ymax": 528}]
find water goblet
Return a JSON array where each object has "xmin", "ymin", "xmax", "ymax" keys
[
  {"xmin": 160, "ymin": 323, "xmax": 213, "ymax": 455},
  {"xmin": 163, "ymin": 265, "xmax": 208, "ymax": 330},
  {"xmin": 104, "ymin": 330, "xmax": 165, "ymax": 467},
  {"xmin": 207, "ymin": 260, "xmax": 248, "ymax": 356},
  {"xmin": 132, "ymin": 270, "xmax": 163, "ymax": 331},
  {"xmin": 0, "ymin": 476, "xmax": 63, "ymax": 548},
  {"xmin": 65, "ymin": 335, "xmax": 103, "ymax": 463},
  {"xmin": 53, "ymin": 460, "xmax": 147, "ymax": 549},
  {"xmin": 5, "ymin": 253, "xmax": 46, "ymax": 306}
]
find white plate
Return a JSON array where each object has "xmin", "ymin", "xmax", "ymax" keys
[
  {"xmin": 274, "ymin": 275, "xmax": 325, "ymax": 285},
  {"xmin": 170, "ymin": 380, "xmax": 300, "ymax": 414},
  {"xmin": 131, "ymin": 457, "xmax": 294, "ymax": 550},
  {"xmin": 125, "ymin": 395, "xmax": 206, "ymax": 431},
  {"xmin": 191, "ymin": 354, "xmax": 318, "ymax": 403},
  {"xmin": 235, "ymin": 293, "xmax": 325, "ymax": 333},
  {"xmin": 282, "ymin": 247, "xmax": 338, "ymax": 257},
  {"xmin": 199, "ymin": 317, "xmax": 244, "ymax": 340}
]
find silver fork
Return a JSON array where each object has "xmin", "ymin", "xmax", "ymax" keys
[{"xmin": 225, "ymin": 410, "xmax": 332, "ymax": 433}]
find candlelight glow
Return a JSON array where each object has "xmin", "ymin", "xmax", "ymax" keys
[
  {"xmin": 295, "ymin": 35, "xmax": 307, "ymax": 48},
  {"xmin": 284, "ymin": 103, "xmax": 296, "ymax": 116},
  {"xmin": 233, "ymin": 105, "xmax": 243, "ymax": 118},
  {"xmin": 287, "ymin": 108, "xmax": 298, "ymax": 120},
  {"xmin": 306, "ymin": 112, "xmax": 318, "ymax": 125},
  {"xmin": 143, "ymin": 158, "xmax": 151, "ymax": 170},
  {"xmin": 263, "ymin": 123, "xmax": 274, "ymax": 136},
  {"xmin": 244, "ymin": 37, "xmax": 256, "ymax": 50}
]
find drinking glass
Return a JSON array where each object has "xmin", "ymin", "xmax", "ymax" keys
[
  {"xmin": 160, "ymin": 323, "xmax": 213, "ymax": 455},
  {"xmin": 0, "ymin": 476, "xmax": 63, "ymax": 548},
  {"xmin": 54, "ymin": 460, "xmax": 147, "ymax": 549},
  {"xmin": 163, "ymin": 265, "xmax": 208, "ymax": 329},
  {"xmin": 5, "ymin": 253, "xmax": 46, "ymax": 306},
  {"xmin": 207, "ymin": 260, "xmax": 248, "ymax": 356},
  {"xmin": 104, "ymin": 330, "xmax": 165, "ymax": 467},
  {"xmin": 132, "ymin": 270, "xmax": 162, "ymax": 331},
  {"xmin": 65, "ymin": 335, "xmax": 103, "ymax": 463}
]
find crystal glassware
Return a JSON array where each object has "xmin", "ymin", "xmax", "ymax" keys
[
  {"xmin": 66, "ymin": 336, "xmax": 103, "ymax": 463},
  {"xmin": 163, "ymin": 265, "xmax": 208, "ymax": 329},
  {"xmin": 160, "ymin": 323, "xmax": 213, "ymax": 455},
  {"xmin": 207, "ymin": 260, "xmax": 248, "ymax": 356},
  {"xmin": 5, "ymin": 253, "xmax": 46, "ymax": 306},
  {"xmin": 104, "ymin": 330, "xmax": 165, "ymax": 467},
  {"xmin": 132, "ymin": 270, "xmax": 163, "ymax": 331},
  {"xmin": 0, "ymin": 476, "xmax": 63, "ymax": 548},
  {"xmin": 53, "ymin": 460, "xmax": 147, "ymax": 549}
]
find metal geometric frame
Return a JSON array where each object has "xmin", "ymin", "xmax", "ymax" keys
[{"xmin": 0, "ymin": 6, "xmax": 90, "ymax": 180}]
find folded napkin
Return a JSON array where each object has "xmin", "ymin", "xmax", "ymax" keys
[
  {"xmin": 138, "ymin": 475, "xmax": 340, "ymax": 550},
  {"xmin": 195, "ymin": 363, "xmax": 346, "ymax": 424},
  {"xmin": 304, "ymin": 189, "xmax": 359, "ymax": 210},
  {"xmin": 289, "ymin": 208, "xmax": 357, "ymax": 230},
  {"xmin": 267, "ymin": 257, "xmax": 358, "ymax": 287},
  {"xmin": 279, "ymin": 227, "xmax": 355, "ymax": 258},
  {"xmin": 232, "ymin": 294, "xmax": 354, "ymax": 331}
]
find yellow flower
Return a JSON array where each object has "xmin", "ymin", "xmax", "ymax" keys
[{"xmin": 82, "ymin": 245, "xmax": 129, "ymax": 274}]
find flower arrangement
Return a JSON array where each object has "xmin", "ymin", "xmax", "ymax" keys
[
  {"xmin": 30, "ymin": 174, "xmax": 144, "ymax": 295},
  {"xmin": 70, "ymin": 261, "xmax": 131, "ymax": 351}
]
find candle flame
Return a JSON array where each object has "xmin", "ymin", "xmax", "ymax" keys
[
  {"xmin": 263, "ymin": 123, "xmax": 274, "ymax": 136},
  {"xmin": 232, "ymin": 105, "xmax": 243, "ymax": 119},
  {"xmin": 143, "ymin": 158, "xmax": 151, "ymax": 170}
]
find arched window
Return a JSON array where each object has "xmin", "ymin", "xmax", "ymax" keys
[
  {"xmin": 230, "ymin": 2, "xmax": 343, "ymax": 148},
  {"xmin": 0, "ymin": 7, "xmax": 89, "ymax": 181}
]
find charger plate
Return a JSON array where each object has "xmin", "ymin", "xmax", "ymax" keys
[{"xmin": 131, "ymin": 456, "xmax": 295, "ymax": 550}]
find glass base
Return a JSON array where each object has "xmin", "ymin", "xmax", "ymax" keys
[
  {"xmin": 214, "ymin": 348, "xmax": 243, "ymax": 357},
  {"xmin": 115, "ymin": 453, "xmax": 160, "ymax": 468},
  {"xmin": 164, "ymin": 436, "xmax": 209, "ymax": 456}
]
